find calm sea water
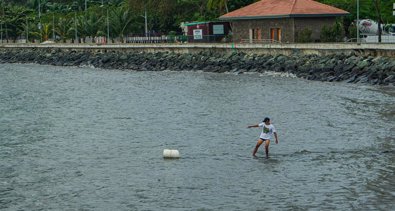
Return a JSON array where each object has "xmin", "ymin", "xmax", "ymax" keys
[{"xmin": 0, "ymin": 64, "xmax": 394, "ymax": 210}]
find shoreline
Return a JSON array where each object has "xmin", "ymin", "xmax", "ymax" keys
[{"xmin": 0, "ymin": 45, "xmax": 394, "ymax": 86}]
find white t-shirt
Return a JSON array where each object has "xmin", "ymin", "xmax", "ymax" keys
[{"xmin": 258, "ymin": 123, "xmax": 276, "ymax": 140}]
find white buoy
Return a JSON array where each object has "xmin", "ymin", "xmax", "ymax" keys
[{"xmin": 163, "ymin": 149, "xmax": 180, "ymax": 159}]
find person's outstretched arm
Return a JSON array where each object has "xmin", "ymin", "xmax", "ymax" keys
[
  {"xmin": 274, "ymin": 132, "xmax": 279, "ymax": 144},
  {"xmin": 247, "ymin": 124, "xmax": 259, "ymax": 128}
]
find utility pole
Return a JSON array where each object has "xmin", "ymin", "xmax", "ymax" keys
[
  {"xmin": 74, "ymin": 11, "xmax": 78, "ymax": 43},
  {"xmin": 38, "ymin": 0, "xmax": 41, "ymax": 20},
  {"xmin": 2, "ymin": 0, "xmax": 8, "ymax": 43},
  {"xmin": 1, "ymin": 0, "xmax": 3, "ymax": 43},
  {"xmin": 26, "ymin": 17, "xmax": 29, "ymax": 43},
  {"xmin": 101, "ymin": 0, "xmax": 109, "ymax": 43},
  {"xmin": 107, "ymin": 8, "xmax": 109, "ymax": 43},
  {"xmin": 357, "ymin": 0, "xmax": 360, "ymax": 44},
  {"xmin": 5, "ymin": 18, "xmax": 7, "ymax": 43},
  {"xmin": 52, "ymin": 13, "xmax": 55, "ymax": 41},
  {"xmin": 140, "ymin": 3, "xmax": 148, "ymax": 37},
  {"xmin": 1, "ymin": 0, "xmax": 4, "ymax": 43},
  {"xmin": 144, "ymin": 5, "xmax": 148, "ymax": 37},
  {"xmin": 38, "ymin": 0, "xmax": 42, "ymax": 42},
  {"xmin": 85, "ymin": 0, "xmax": 88, "ymax": 37}
]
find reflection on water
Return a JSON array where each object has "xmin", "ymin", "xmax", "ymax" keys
[{"xmin": 0, "ymin": 64, "xmax": 394, "ymax": 210}]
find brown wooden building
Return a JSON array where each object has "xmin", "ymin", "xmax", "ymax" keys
[{"xmin": 219, "ymin": 0, "xmax": 349, "ymax": 43}]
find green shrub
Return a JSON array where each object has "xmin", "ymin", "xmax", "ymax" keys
[
  {"xmin": 96, "ymin": 31, "xmax": 105, "ymax": 37},
  {"xmin": 168, "ymin": 31, "xmax": 177, "ymax": 43},
  {"xmin": 296, "ymin": 28, "xmax": 312, "ymax": 43},
  {"xmin": 348, "ymin": 24, "xmax": 357, "ymax": 40},
  {"xmin": 320, "ymin": 22, "xmax": 345, "ymax": 42},
  {"xmin": 168, "ymin": 31, "xmax": 177, "ymax": 36}
]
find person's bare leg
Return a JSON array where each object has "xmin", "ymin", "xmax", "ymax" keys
[
  {"xmin": 253, "ymin": 139, "xmax": 263, "ymax": 157},
  {"xmin": 265, "ymin": 140, "xmax": 271, "ymax": 159}
]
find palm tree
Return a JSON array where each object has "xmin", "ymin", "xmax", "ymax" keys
[
  {"xmin": 41, "ymin": 22, "xmax": 50, "ymax": 40},
  {"xmin": 18, "ymin": 15, "xmax": 33, "ymax": 41},
  {"xmin": 82, "ymin": 10, "xmax": 104, "ymax": 39},
  {"xmin": 3, "ymin": 5, "xmax": 32, "ymax": 42},
  {"xmin": 55, "ymin": 17, "xmax": 72, "ymax": 42},
  {"xmin": 109, "ymin": 6, "xmax": 133, "ymax": 42},
  {"xmin": 372, "ymin": 0, "xmax": 383, "ymax": 42}
]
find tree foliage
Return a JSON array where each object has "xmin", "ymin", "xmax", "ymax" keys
[
  {"xmin": 0, "ymin": 0, "xmax": 393, "ymax": 42},
  {"xmin": 295, "ymin": 28, "xmax": 312, "ymax": 43},
  {"xmin": 317, "ymin": 0, "xmax": 395, "ymax": 23},
  {"xmin": 320, "ymin": 21, "xmax": 345, "ymax": 42}
]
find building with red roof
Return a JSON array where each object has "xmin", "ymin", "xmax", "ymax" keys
[{"xmin": 219, "ymin": 0, "xmax": 349, "ymax": 43}]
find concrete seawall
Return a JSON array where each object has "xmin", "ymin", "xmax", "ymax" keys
[
  {"xmin": 1, "ymin": 43, "xmax": 395, "ymax": 58},
  {"xmin": 0, "ymin": 43, "xmax": 394, "ymax": 86}
]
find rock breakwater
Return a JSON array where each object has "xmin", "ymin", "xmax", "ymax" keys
[{"xmin": 0, "ymin": 48, "xmax": 394, "ymax": 85}]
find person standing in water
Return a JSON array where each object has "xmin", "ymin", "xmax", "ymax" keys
[{"xmin": 247, "ymin": 117, "xmax": 279, "ymax": 158}]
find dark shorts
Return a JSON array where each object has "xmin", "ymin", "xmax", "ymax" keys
[{"xmin": 259, "ymin": 138, "xmax": 269, "ymax": 142}]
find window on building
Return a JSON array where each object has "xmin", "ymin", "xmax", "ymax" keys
[
  {"xmin": 254, "ymin": 29, "xmax": 262, "ymax": 40},
  {"xmin": 249, "ymin": 28, "xmax": 262, "ymax": 43}
]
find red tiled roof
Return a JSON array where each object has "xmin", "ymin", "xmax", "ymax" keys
[{"xmin": 219, "ymin": 0, "xmax": 349, "ymax": 20}]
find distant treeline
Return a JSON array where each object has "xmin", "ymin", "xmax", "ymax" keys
[{"xmin": 0, "ymin": 0, "xmax": 393, "ymax": 42}]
